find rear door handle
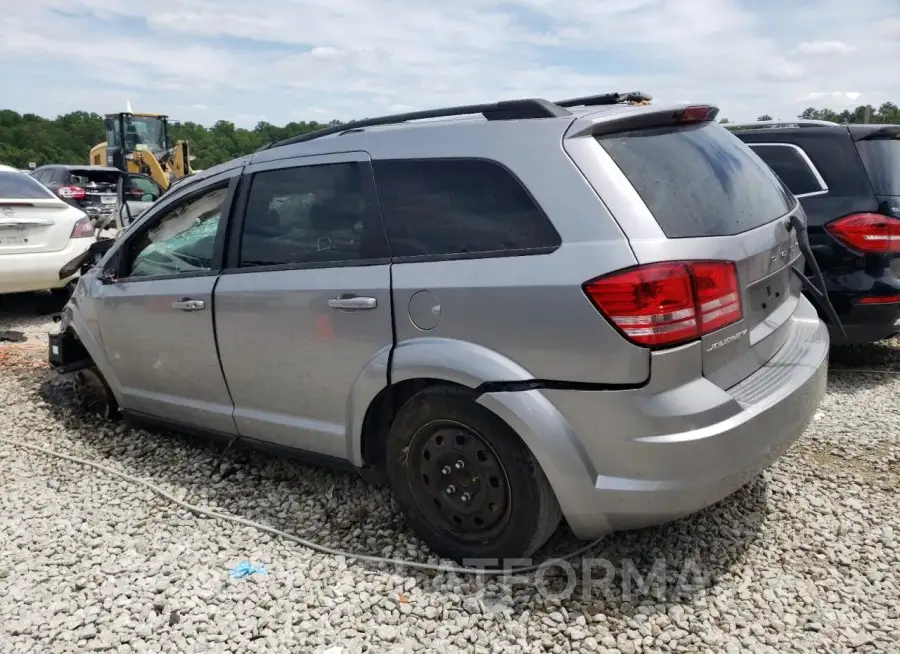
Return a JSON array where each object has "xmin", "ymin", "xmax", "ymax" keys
[
  {"xmin": 328, "ymin": 296, "xmax": 377, "ymax": 310},
  {"xmin": 172, "ymin": 298, "xmax": 205, "ymax": 312}
]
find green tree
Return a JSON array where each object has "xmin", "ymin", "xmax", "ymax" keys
[
  {"xmin": 0, "ymin": 110, "xmax": 334, "ymax": 170},
  {"xmin": 1, "ymin": 101, "xmax": 896, "ymax": 171}
]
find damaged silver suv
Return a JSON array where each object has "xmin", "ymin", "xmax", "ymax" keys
[{"xmin": 50, "ymin": 93, "xmax": 830, "ymax": 563}]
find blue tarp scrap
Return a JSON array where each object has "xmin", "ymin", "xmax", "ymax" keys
[{"xmin": 229, "ymin": 561, "xmax": 268, "ymax": 579}]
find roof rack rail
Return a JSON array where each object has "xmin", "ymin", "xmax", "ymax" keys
[
  {"xmin": 259, "ymin": 91, "xmax": 657, "ymax": 151},
  {"xmin": 726, "ymin": 119, "xmax": 840, "ymax": 130},
  {"xmin": 554, "ymin": 91, "xmax": 652, "ymax": 108},
  {"xmin": 261, "ymin": 98, "xmax": 573, "ymax": 151}
]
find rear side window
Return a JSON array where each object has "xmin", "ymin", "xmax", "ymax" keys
[
  {"xmin": 748, "ymin": 144, "xmax": 827, "ymax": 197},
  {"xmin": 372, "ymin": 158, "xmax": 560, "ymax": 258},
  {"xmin": 857, "ymin": 139, "xmax": 900, "ymax": 196},
  {"xmin": 238, "ymin": 162, "xmax": 389, "ymax": 267},
  {"xmin": 597, "ymin": 122, "xmax": 796, "ymax": 238},
  {"xmin": 0, "ymin": 171, "xmax": 55, "ymax": 199}
]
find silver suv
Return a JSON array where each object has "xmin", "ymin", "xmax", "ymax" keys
[{"xmin": 49, "ymin": 93, "xmax": 829, "ymax": 563}]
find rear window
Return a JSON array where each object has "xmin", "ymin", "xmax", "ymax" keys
[
  {"xmin": 856, "ymin": 138, "xmax": 900, "ymax": 196},
  {"xmin": 597, "ymin": 122, "xmax": 796, "ymax": 238},
  {"xmin": 0, "ymin": 171, "xmax": 55, "ymax": 199},
  {"xmin": 69, "ymin": 169, "xmax": 121, "ymax": 185}
]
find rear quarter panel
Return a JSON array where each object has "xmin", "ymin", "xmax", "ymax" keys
[{"xmin": 361, "ymin": 119, "xmax": 651, "ymax": 385}]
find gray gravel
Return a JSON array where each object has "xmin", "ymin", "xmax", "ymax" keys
[{"xmin": 1, "ymin": 304, "xmax": 898, "ymax": 653}]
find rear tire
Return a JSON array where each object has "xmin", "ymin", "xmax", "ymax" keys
[
  {"xmin": 386, "ymin": 386, "xmax": 561, "ymax": 564},
  {"xmin": 73, "ymin": 367, "xmax": 120, "ymax": 420}
]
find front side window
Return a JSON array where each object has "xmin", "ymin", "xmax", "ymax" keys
[
  {"xmin": 127, "ymin": 186, "xmax": 228, "ymax": 278},
  {"xmin": 749, "ymin": 144, "xmax": 826, "ymax": 197},
  {"xmin": 238, "ymin": 162, "xmax": 386, "ymax": 267}
]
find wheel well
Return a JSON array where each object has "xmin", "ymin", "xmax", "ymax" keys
[
  {"xmin": 56, "ymin": 326, "xmax": 94, "ymax": 372},
  {"xmin": 360, "ymin": 378, "xmax": 472, "ymax": 469}
]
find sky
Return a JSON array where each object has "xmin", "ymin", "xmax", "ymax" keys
[{"xmin": 1, "ymin": 0, "xmax": 898, "ymax": 128}]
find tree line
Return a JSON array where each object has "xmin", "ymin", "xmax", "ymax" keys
[{"xmin": 1, "ymin": 102, "xmax": 898, "ymax": 171}]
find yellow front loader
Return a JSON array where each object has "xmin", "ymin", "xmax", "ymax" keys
[{"xmin": 89, "ymin": 107, "xmax": 193, "ymax": 191}]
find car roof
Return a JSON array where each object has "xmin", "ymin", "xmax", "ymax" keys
[
  {"xmin": 49, "ymin": 164, "xmax": 122, "ymax": 172},
  {"xmin": 248, "ymin": 94, "xmax": 707, "ymax": 165}
]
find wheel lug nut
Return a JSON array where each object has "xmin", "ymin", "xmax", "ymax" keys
[
  {"xmin": 461, "ymin": 492, "xmax": 471, "ymax": 504},
  {"xmin": 455, "ymin": 460, "xmax": 465, "ymax": 470},
  {"xmin": 441, "ymin": 466, "xmax": 452, "ymax": 475},
  {"xmin": 445, "ymin": 485, "xmax": 456, "ymax": 495}
]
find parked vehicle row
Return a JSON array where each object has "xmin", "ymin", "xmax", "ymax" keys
[
  {"xmin": 50, "ymin": 94, "xmax": 833, "ymax": 562},
  {"xmin": 729, "ymin": 121, "xmax": 900, "ymax": 344},
  {"xmin": 29, "ymin": 164, "xmax": 162, "ymax": 229},
  {"xmin": 0, "ymin": 168, "xmax": 97, "ymax": 297},
  {"xmin": 0, "ymin": 163, "xmax": 169, "ymax": 298}
]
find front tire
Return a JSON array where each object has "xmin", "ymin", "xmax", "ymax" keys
[
  {"xmin": 386, "ymin": 386, "xmax": 561, "ymax": 564},
  {"xmin": 72, "ymin": 367, "xmax": 120, "ymax": 420}
]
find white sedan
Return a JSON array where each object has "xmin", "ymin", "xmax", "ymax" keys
[{"xmin": 0, "ymin": 166, "xmax": 96, "ymax": 297}]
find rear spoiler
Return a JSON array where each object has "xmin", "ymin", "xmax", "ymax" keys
[
  {"xmin": 566, "ymin": 104, "xmax": 720, "ymax": 139},
  {"xmin": 853, "ymin": 125, "xmax": 900, "ymax": 141}
]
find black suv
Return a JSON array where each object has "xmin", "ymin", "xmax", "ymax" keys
[
  {"xmin": 730, "ymin": 121, "xmax": 900, "ymax": 344},
  {"xmin": 30, "ymin": 165, "xmax": 164, "ymax": 226}
]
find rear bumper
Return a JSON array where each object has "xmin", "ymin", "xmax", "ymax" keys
[
  {"xmin": 479, "ymin": 296, "xmax": 829, "ymax": 539},
  {"xmin": 0, "ymin": 238, "xmax": 94, "ymax": 294},
  {"xmin": 825, "ymin": 302, "xmax": 900, "ymax": 345},
  {"xmin": 807, "ymin": 259, "xmax": 900, "ymax": 345}
]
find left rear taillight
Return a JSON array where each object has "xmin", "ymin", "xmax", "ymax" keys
[
  {"xmin": 583, "ymin": 260, "xmax": 742, "ymax": 348},
  {"xmin": 826, "ymin": 213, "xmax": 900, "ymax": 254},
  {"xmin": 58, "ymin": 185, "xmax": 86, "ymax": 200},
  {"xmin": 70, "ymin": 217, "xmax": 94, "ymax": 239}
]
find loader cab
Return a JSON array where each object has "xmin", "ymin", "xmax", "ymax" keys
[{"xmin": 102, "ymin": 112, "xmax": 170, "ymax": 170}]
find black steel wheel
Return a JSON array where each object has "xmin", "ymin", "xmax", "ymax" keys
[
  {"xmin": 407, "ymin": 420, "xmax": 511, "ymax": 542},
  {"xmin": 73, "ymin": 367, "xmax": 119, "ymax": 420},
  {"xmin": 386, "ymin": 386, "xmax": 561, "ymax": 563}
]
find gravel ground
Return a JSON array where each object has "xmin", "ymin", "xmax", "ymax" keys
[{"xmin": 1, "ymin": 298, "xmax": 898, "ymax": 653}]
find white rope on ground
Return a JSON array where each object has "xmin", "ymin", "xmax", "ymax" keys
[{"xmin": 0, "ymin": 436, "xmax": 603, "ymax": 576}]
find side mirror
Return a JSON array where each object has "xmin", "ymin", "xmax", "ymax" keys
[{"xmin": 58, "ymin": 238, "xmax": 116, "ymax": 280}]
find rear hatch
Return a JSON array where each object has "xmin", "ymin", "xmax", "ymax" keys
[
  {"xmin": 0, "ymin": 171, "xmax": 85, "ymax": 254},
  {"xmin": 575, "ymin": 110, "xmax": 804, "ymax": 390},
  {"xmin": 66, "ymin": 168, "xmax": 120, "ymax": 216},
  {"xmin": 854, "ymin": 126, "xmax": 900, "ymax": 218}
]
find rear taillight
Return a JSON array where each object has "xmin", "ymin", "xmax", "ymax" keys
[
  {"xmin": 675, "ymin": 105, "xmax": 716, "ymax": 123},
  {"xmin": 58, "ymin": 185, "xmax": 86, "ymax": 200},
  {"xmin": 858, "ymin": 295, "xmax": 900, "ymax": 305},
  {"xmin": 70, "ymin": 217, "xmax": 94, "ymax": 238},
  {"xmin": 826, "ymin": 213, "xmax": 900, "ymax": 254},
  {"xmin": 583, "ymin": 261, "xmax": 742, "ymax": 348}
]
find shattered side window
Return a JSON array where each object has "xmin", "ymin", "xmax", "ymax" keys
[{"xmin": 128, "ymin": 186, "xmax": 228, "ymax": 278}]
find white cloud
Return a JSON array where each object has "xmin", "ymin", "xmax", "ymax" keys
[
  {"xmin": 793, "ymin": 40, "xmax": 855, "ymax": 56},
  {"xmin": 0, "ymin": 0, "xmax": 897, "ymax": 126}
]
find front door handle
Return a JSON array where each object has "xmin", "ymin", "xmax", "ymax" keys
[
  {"xmin": 328, "ymin": 295, "xmax": 377, "ymax": 310},
  {"xmin": 172, "ymin": 298, "xmax": 205, "ymax": 312}
]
